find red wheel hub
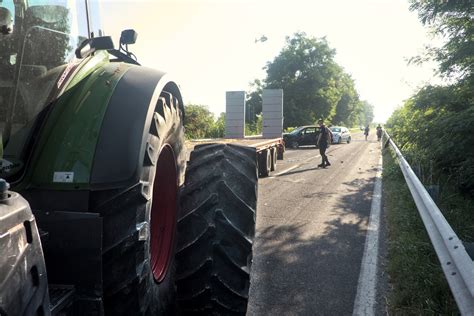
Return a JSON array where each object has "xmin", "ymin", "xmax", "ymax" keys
[{"xmin": 150, "ymin": 144, "xmax": 178, "ymax": 282}]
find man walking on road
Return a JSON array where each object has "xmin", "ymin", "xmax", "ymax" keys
[
  {"xmin": 317, "ymin": 119, "xmax": 331, "ymax": 168},
  {"xmin": 364, "ymin": 125, "xmax": 370, "ymax": 141}
]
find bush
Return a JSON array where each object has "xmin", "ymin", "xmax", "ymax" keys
[
  {"xmin": 386, "ymin": 81, "xmax": 474, "ymax": 196},
  {"xmin": 245, "ymin": 114, "xmax": 262, "ymax": 136},
  {"xmin": 184, "ymin": 105, "xmax": 225, "ymax": 139}
]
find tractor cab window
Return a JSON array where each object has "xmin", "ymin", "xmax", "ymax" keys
[{"xmin": 0, "ymin": 0, "xmax": 96, "ymax": 179}]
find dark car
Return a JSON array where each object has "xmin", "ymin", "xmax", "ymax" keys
[{"xmin": 283, "ymin": 125, "xmax": 322, "ymax": 148}]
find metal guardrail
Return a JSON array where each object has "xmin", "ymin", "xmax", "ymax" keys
[{"xmin": 384, "ymin": 131, "xmax": 474, "ymax": 315}]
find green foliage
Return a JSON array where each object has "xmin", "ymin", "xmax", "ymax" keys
[
  {"xmin": 209, "ymin": 112, "xmax": 225, "ymax": 138},
  {"xmin": 386, "ymin": 80, "xmax": 474, "ymax": 196},
  {"xmin": 245, "ymin": 114, "xmax": 262, "ymax": 136},
  {"xmin": 283, "ymin": 127, "xmax": 296, "ymax": 133},
  {"xmin": 332, "ymin": 73, "xmax": 363, "ymax": 126},
  {"xmin": 184, "ymin": 105, "xmax": 224, "ymax": 139},
  {"xmin": 383, "ymin": 149, "xmax": 459, "ymax": 315},
  {"xmin": 387, "ymin": 0, "xmax": 474, "ymax": 196},
  {"xmin": 384, "ymin": 136, "xmax": 474, "ymax": 314},
  {"xmin": 409, "ymin": 0, "xmax": 473, "ymax": 79},
  {"xmin": 246, "ymin": 79, "xmax": 263, "ymax": 124},
  {"xmin": 245, "ymin": 32, "xmax": 370, "ymax": 128},
  {"xmin": 264, "ymin": 32, "xmax": 364, "ymax": 128},
  {"xmin": 359, "ymin": 100, "xmax": 374, "ymax": 126}
]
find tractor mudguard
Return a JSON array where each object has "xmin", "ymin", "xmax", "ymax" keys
[
  {"xmin": 23, "ymin": 61, "xmax": 131, "ymax": 192},
  {"xmin": 20, "ymin": 62, "xmax": 183, "ymax": 194},
  {"xmin": 90, "ymin": 66, "xmax": 183, "ymax": 190}
]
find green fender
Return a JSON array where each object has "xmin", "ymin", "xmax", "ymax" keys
[
  {"xmin": 16, "ymin": 53, "xmax": 184, "ymax": 194},
  {"xmin": 16, "ymin": 53, "xmax": 131, "ymax": 191}
]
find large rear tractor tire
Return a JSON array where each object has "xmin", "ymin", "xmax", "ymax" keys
[
  {"xmin": 177, "ymin": 143, "xmax": 258, "ymax": 315},
  {"xmin": 97, "ymin": 90, "xmax": 186, "ymax": 315}
]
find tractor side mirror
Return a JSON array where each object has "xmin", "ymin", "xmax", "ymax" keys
[
  {"xmin": 120, "ymin": 29, "xmax": 138, "ymax": 45},
  {"xmin": 76, "ymin": 36, "xmax": 115, "ymax": 59}
]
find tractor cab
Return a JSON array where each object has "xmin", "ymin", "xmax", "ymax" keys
[{"xmin": 0, "ymin": 0, "xmax": 102, "ymax": 179}]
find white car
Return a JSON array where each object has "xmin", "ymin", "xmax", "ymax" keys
[{"xmin": 330, "ymin": 126, "xmax": 351, "ymax": 144}]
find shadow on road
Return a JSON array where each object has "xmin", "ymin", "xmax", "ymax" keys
[
  {"xmin": 286, "ymin": 146, "xmax": 318, "ymax": 150},
  {"xmin": 277, "ymin": 167, "xmax": 321, "ymax": 176},
  {"xmin": 249, "ymin": 178, "xmax": 376, "ymax": 315},
  {"xmin": 285, "ymin": 144, "xmax": 348, "ymax": 151}
]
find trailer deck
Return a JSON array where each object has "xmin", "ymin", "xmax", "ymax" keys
[
  {"xmin": 185, "ymin": 136, "xmax": 283, "ymax": 151},
  {"xmin": 185, "ymin": 136, "xmax": 285, "ymax": 177}
]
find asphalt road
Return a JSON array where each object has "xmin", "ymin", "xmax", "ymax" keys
[{"xmin": 247, "ymin": 132, "xmax": 382, "ymax": 316}]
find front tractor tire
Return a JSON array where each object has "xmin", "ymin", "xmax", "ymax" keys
[
  {"xmin": 98, "ymin": 90, "xmax": 186, "ymax": 315},
  {"xmin": 177, "ymin": 143, "xmax": 258, "ymax": 315}
]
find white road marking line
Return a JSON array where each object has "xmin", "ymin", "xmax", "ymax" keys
[
  {"xmin": 352, "ymin": 155, "xmax": 383, "ymax": 316},
  {"xmin": 272, "ymin": 144, "xmax": 342, "ymax": 176},
  {"xmin": 274, "ymin": 154, "xmax": 321, "ymax": 176},
  {"xmin": 274, "ymin": 165, "xmax": 300, "ymax": 176}
]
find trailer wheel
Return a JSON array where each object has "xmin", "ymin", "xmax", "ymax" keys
[
  {"xmin": 258, "ymin": 149, "xmax": 271, "ymax": 177},
  {"xmin": 99, "ymin": 91, "xmax": 185, "ymax": 315},
  {"xmin": 270, "ymin": 148, "xmax": 277, "ymax": 171},
  {"xmin": 177, "ymin": 143, "xmax": 257, "ymax": 315},
  {"xmin": 277, "ymin": 146, "xmax": 284, "ymax": 160}
]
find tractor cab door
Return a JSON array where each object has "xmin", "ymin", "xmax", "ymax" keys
[
  {"xmin": 0, "ymin": 1, "xmax": 101, "ymax": 180},
  {"xmin": 2, "ymin": 5, "xmax": 79, "ymax": 176}
]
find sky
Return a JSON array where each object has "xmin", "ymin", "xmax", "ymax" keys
[{"xmin": 100, "ymin": 0, "xmax": 442, "ymax": 123}]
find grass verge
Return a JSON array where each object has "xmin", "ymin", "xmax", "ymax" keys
[{"xmin": 382, "ymin": 147, "xmax": 472, "ymax": 315}]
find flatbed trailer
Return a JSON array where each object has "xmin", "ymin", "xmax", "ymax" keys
[{"xmin": 186, "ymin": 136, "xmax": 285, "ymax": 177}]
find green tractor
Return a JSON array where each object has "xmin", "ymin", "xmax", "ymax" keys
[{"xmin": 0, "ymin": 1, "xmax": 257, "ymax": 315}]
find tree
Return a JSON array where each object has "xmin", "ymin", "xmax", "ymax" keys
[
  {"xmin": 359, "ymin": 101, "xmax": 374, "ymax": 126},
  {"xmin": 333, "ymin": 73, "xmax": 361, "ymax": 126},
  {"xmin": 386, "ymin": 86, "xmax": 474, "ymax": 195},
  {"xmin": 183, "ymin": 104, "xmax": 215, "ymax": 139},
  {"xmin": 384, "ymin": 0, "xmax": 474, "ymax": 195},
  {"xmin": 246, "ymin": 79, "xmax": 263, "ymax": 124},
  {"xmin": 210, "ymin": 112, "xmax": 225, "ymax": 138},
  {"xmin": 245, "ymin": 114, "xmax": 262, "ymax": 136},
  {"xmin": 264, "ymin": 32, "xmax": 344, "ymax": 127},
  {"xmin": 409, "ymin": 0, "xmax": 473, "ymax": 79}
]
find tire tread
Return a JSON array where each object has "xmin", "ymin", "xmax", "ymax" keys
[{"xmin": 177, "ymin": 143, "xmax": 257, "ymax": 314}]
